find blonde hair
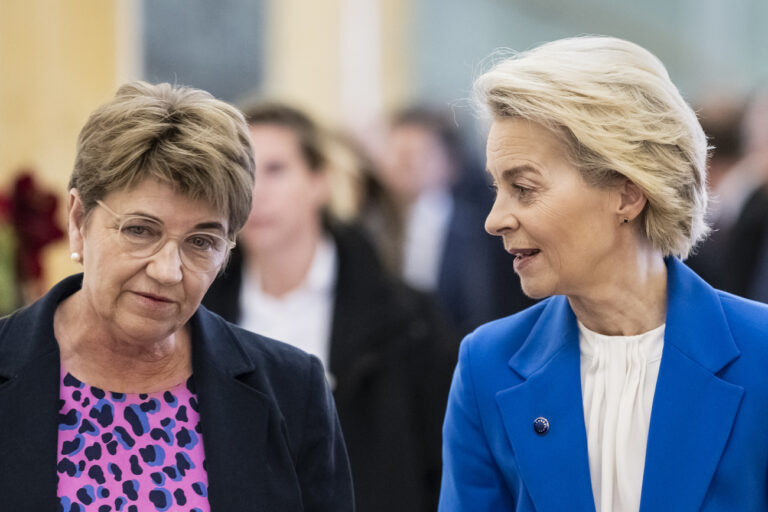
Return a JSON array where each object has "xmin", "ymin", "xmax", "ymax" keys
[
  {"xmin": 474, "ymin": 36, "xmax": 709, "ymax": 258},
  {"xmin": 70, "ymin": 81, "xmax": 255, "ymax": 237}
]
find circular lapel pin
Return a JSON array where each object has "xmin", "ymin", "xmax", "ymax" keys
[{"xmin": 533, "ymin": 417, "xmax": 549, "ymax": 435}]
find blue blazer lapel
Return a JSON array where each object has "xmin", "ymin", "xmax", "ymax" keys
[
  {"xmin": 640, "ymin": 259, "xmax": 743, "ymax": 511},
  {"xmin": 495, "ymin": 297, "xmax": 596, "ymax": 512}
]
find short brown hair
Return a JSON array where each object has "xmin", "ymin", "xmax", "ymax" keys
[
  {"xmin": 70, "ymin": 81, "xmax": 255, "ymax": 237},
  {"xmin": 240, "ymin": 102, "xmax": 326, "ymax": 172}
]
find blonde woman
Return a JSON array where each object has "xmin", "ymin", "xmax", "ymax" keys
[{"xmin": 440, "ymin": 36, "xmax": 768, "ymax": 512}]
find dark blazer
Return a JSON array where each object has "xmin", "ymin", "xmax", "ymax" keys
[
  {"xmin": 687, "ymin": 185, "xmax": 768, "ymax": 299},
  {"xmin": 438, "ymin": 197, "xmax": 534, "ymax": 336},
  {"xmin": 0, "ymin": 274, "xmax": 354, "ymax": 511},
  {"xmin": 203, "ymin": 224, "xmax": 457, "ymax": 512},
  {"xmin": 440, "ymin": 257, "xmax": 768, "ymax": 511}
]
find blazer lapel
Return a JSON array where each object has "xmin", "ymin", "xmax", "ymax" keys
[
  {"xmin": 0, "ymin": 277, "xmax": 78, "ymax": 509},
  {"xmin": 495, "ymin": 297, "xmax": 596, "ymax": 512},
  {"xmin": 639, "ymin": 259, "xmax": 743, "ymax": 512},
  {"xmin": 0, "ymin": 348, "xmax": 60, "ymax": 509},
  {"xmin": 191, "ymin": 310, "xmax": 303, "ymax": 511}
]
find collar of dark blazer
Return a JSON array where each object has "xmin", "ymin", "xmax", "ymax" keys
[
  {"xmin": 495, "ymin": 257, "xmax": 744, "ymax": 512},
  {"xmin": 0, "ymin": 273, "xmax": 258, "ymax": 382},
  {"xmin": 0, "ymin": 274, "xmax": 296, "ymax": 510}
]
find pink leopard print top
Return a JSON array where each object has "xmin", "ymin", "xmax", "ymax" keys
[{"xmin": 56, "ymin": 368, "xmax": 210, "ymax": 512}]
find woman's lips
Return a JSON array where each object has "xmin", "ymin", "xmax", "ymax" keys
[
  {"xmin": 138, "ymin": 292, "xmax": 172, "ymax": 302},
  {"xmin": 509, "ymin": 249, "xmax": 541, "ymax": 273},
  {"xmin": 130, "ymin": 291, "xmax": 175, "ymax": 313}
]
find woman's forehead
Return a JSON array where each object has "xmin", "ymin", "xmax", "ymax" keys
[
  {"xmin": 101, "ymin": 179, "xmax": 228, "ymax": 232},
  {"xmin": 486, "ymin": 119, "xmax": 569, "ymax": 172}
]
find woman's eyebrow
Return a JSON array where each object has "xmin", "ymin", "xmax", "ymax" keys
[
  {"xmin": 499, "ymin": 165, "xmax": 541, "ymax": 181},
  {"xmin": 193, "ymin": 221, "xmax": 226, "ymax": 233},
  {"xmin": 122, "ymin": 212, "xmax": 226, "ymax": 234}
]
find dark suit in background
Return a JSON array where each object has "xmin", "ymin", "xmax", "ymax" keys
[
  {"xmin": 687, "ymin": 185, "xmax": 768, "ymax": 301},
  {"xmin": 438, "ymin": 195, "xmax": 535, "ymax": 335}
]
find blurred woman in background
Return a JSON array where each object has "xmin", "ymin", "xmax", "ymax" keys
[{"xmin": 203, "ymin": 102, "xmax": 457, "ymax": 512}]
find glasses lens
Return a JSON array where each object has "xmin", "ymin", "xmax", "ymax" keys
[
  {"xmin": 115, "ymin": 214, "xmax": 231, "ymax": 273},
  {"xmin": 180, "ymin": 232, "xmax": 231, "ymax": 272},
  {"xmin": 118, "ymin": 217, "xmax": 165, "ymax": 257}
]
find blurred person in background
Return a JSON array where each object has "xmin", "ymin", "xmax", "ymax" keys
[
  {"xmin": 688, "ymin": 92, "xmax": 768, "ymax": 301},
  {"xmin": 684, "ymin": 98, "xmax": 745, "ymax": 287},
  {"xmin": 713, "ymin": 91, "xmax": 768, "ymax": 301},
  {"xmin": 325, "ymin": 130, "xmax": 405, "ymax": 274},
  {"xmin": 202, "ymin": 102, "xmax": 457, "ymax": 512},
  {"xmin": 378, "ymin": 107, "xmax": 533, "ymax": 336},
  {"xmin": 0, "ymin": 82, "xmax": 353, "ymax": 510},
  {"xmin": 440, "ymin": 36, "xmax": 768, "ymax": 511}
]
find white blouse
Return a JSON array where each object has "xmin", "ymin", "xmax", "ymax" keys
[
  {"xmin": 239, "ymin": 236, "xmax": 337, "ymax": 372},
  {"xmin": 402, "ymin": 188, "xmax": 454, "ymax": 292},
  {"xmin": 579, "ymin": 321, "xmax": 665, "ymax": 512}
]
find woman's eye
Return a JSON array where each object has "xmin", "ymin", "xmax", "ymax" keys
[
  {"xmin": 488, "ymin": 184, "xmax": 499, "ymax": 196},
  {"xmin": 264, "ymin": 162, "xmax": 285, "ymax": 176},
  {"xmin": 187, "ymin": 235, "xmax": 216, "ymax": 251},
  {"xmin": 513, "ymin": 184, "xmax": 531, "ymax": 197},
  {"xmin": 122, "ymin": 224, "xmax": 159, "ymax": 238}
]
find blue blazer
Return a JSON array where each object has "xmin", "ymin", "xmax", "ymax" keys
[
  {"xmin": 0, "ymin": 274, "xmax": 354, "ymax": 511},
  {"xmin": 439, "ymin": 258, "xmax": 768, "ymax": 511}
]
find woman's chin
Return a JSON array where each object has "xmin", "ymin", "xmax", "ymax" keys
[
  {"xmin": 115, "ymin": 314, "xmax": 181, "ymax": 345},
  {"xmin": 519, "ymin": 279, "xmax": 555, "ymax": 300}
]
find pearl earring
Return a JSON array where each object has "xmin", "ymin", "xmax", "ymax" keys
[{"xmin": 70, "ymin": 252, "xmax": 82, "ymax": 263}]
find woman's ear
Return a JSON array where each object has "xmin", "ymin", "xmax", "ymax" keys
[
  {"xmin": 311, "ymin": 167, "xmax": 333, "ymax": 208},
  {"xmin": 617, "ymin": 179, "xmax": 647, "ymax": 223},
  {"xmin": 68, "ymin": 189, "xmax": 86, "ymax": 258}
]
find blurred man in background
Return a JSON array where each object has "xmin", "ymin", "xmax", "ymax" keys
[
  {"xmin": 376, "ymin": 107, "xmax": 533, "ymax": 335},
  {"xmin": 688, "ymin": 92, "xmax": 768, "ymax": 301}
]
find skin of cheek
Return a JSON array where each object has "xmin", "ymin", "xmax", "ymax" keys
[
  {"xmin": 529, "ymin": 199, "xmax": 570, "ymax": 294},
  {"xmin": 522, "ymin": 185, "xmax": 616, "ymax": 297}
]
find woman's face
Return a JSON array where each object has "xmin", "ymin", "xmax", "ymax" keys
[
  {"xmin": 484, "ymin": 118, "xmax": 622, "ymax": 299},
  {"xmin": 70, "ymin": 179, "xmax": 227, "ymax": 344},
  {"xmin": 239, "ymin": 124, "xmax": 328, "ymax": 254},
  {"xmin": 380, "ymin": 123, "xmax": 454, "ymax": 203}
]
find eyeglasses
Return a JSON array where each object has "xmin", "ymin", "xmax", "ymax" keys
[{"xmin": 96, "ymin": 200, "xmax": 235, "ymax": 273}]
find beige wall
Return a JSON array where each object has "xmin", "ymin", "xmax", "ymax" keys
[
  {"xmin": 264, "ymin": 0, "xmax": 409, "ymax": 130},
  {"xmin": 0, "ymin": 0, "xmax": 139, "ymax": 287}
]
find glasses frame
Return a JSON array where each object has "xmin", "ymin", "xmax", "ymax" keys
[{"xmin": 95, "ymin": 199, "xmax": 236, "ymax": 273}]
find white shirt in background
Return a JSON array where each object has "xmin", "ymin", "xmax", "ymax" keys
[
  {"xmin": 239, "ymin": 236, "xmax": 337, "ymax": 372},
  {"xmin": 579, "ymin": 321, "xmax": 665, "ymax": 512},
  {"xmin": 402, "ymin": 188, "xmax": 454, "ymax": 292}
]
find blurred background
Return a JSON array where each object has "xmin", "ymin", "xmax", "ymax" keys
[{"xmin": 2, "ymin": 0, "xmax": 768, "ymax": 312}]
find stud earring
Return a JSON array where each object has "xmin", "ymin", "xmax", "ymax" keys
[
  {"xmin": 622, "ymin": 218, "xmax": 629, "ymax": 224},
  {"xmin": 70, "ymin": 252, "xmax": 82, "ymax": 263}
]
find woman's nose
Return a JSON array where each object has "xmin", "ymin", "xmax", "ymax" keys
[
  {"xmin": 146, "ymin": 239, "xmax": 184, "ymax": 284},
  {"xmin": 485, "ymin": 196, "xmax": 519, "ymax": 236}
]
